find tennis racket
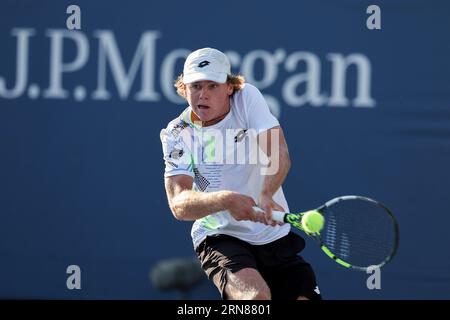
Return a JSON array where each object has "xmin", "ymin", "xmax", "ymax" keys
[{"xmin": 256, "ymin": 195, "xmax": 399, "ymax": 271}]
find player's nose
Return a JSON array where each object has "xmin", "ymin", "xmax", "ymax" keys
[{"xmin": 198, "ymin": 87, "xmax": 208, "ymax": 99}]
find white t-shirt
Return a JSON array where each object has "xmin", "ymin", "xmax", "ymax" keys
[{"xmin": 160, "ymin": 83, "xmax": 290, "ymax": 249}]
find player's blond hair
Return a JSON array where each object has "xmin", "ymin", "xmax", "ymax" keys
[{"xmin": 174, "ymin": 74, "xmax": 245, "ymax": 99}]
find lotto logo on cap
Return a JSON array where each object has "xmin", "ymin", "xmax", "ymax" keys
[{"xmin": 183, "ymin": 48, "xmax": 231, "ymax": 84}]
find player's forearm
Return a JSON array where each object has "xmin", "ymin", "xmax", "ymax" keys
[
  {"xmin": 260, "ymin": 140, "xmax": 291, "ymax": 197},
  {"xmin": 170, "ymin": 190, "xmax": 234, "ymax": 221}
]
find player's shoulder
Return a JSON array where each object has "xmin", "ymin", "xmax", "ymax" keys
[
  {"xmin": 160, "ymin": 107, "xmax": 191, "ymax": 141},
  {"xmin": 236, "ymin": 82, "xmax": 260, "ymax": 97},
  {"xmin": 232, "ymin": 83, "xmax": 264, "ymax": 107},
  {"xmin": 232, "ymin": 83, "xmax": 264, "ymax": 116},
  {"xmin": 231, "ymin": 82, "xmax": 254, "ymax": 103}
]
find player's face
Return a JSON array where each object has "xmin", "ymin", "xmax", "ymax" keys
[{"xmin": 185, "ymin": 80, "xmax": 233, "ymax": 125}]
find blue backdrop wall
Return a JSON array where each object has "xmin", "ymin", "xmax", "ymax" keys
[{"xmin": 1, "ymin": 0, "xmax": 449, "ymax": 299}]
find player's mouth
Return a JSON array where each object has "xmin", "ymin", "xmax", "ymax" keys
[{"xmin": 198, "ymin": 104, "xmax": 210, "ymax": 109}]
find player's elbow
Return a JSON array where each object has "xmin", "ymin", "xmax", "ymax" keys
[
  {"xmin": 169, "ymin": 201, "xmax": 188, "ymax": 221},
  {"xmin": 169, "ymin": 204, "xmax": 183, "ymax": 220}
]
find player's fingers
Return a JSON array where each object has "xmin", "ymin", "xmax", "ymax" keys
[
  {"xmin": 248, "ymin": 206, "xmax": 261, "ymax": 222},
  {"xmin": 272, "ymin": 202, "xmax": 285, "ymax": 212},
  {"xmin": 251, "ymin": 207, "xmax": 269, "ymax": 225},
  {"xmin": 263, "ymin": 206, "xmax": 274, "ymax": 224},
  {"xmin": 253, "ymin": 210, "xmax": 266, "ymax": 223}
]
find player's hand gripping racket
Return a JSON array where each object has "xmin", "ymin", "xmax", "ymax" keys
[{"xmin": 255, "ymin": 195, "xmax": 399, "ymax": 271}]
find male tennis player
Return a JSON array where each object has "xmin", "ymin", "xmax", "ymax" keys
[{"xmin": 160, "ymin": 48, "xmax": 321, "ymax": 300}]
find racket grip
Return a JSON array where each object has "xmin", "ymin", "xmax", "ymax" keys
[
  {"xmin": 272, "ymin": 211, "xmax": 287, "ymax": 222},
  {"xmin": 252, "ymin": 206, "xmax": 286, "ymax": 223}
]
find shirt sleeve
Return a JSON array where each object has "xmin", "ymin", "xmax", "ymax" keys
[
  {"xmin": 243, "ymin": 84, "xmax": 280, "ymax": 131},
  {"xmin": 160, "ymin": 127, "xmax": 195, "ymax": 178}
]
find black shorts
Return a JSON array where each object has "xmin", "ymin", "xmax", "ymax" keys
[{"xmin": 195, "ymin": 232, "xmax": 322, "ymax": 300}]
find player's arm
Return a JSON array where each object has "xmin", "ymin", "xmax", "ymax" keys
[
  {"xmin": 164, "ymin": 174, "xmax": 265, "ymax": 222},
  {"xmin": 258, "ymin": 125, "xmax": 291, "ymax": 223}
]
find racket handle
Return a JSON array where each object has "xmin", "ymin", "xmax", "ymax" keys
[
  {"xmin": 272, "ymin": 210, "xmax": 287, "ymax": 222},
  {"xmin": 252, "ymin": 206, "xmax": 286, "ymax": 223}
]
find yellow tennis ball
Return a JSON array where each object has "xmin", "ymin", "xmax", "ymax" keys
[{"xmin": 301, "ymin": 210, "xmax": 324, "ymax": 233}]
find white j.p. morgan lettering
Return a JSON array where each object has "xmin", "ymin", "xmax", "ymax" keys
[
  {"xmin": 92, "ymin": 30, "xmax": 160, "ymax": 101},
  {"xmin": 43, "ymin": 30, "xmax": 89, "ymax": 99},
  {"xmin": 0, "ymin": 28, "xmax": 376, "ymax": 111},
  {"xmin": 0, "ymin": 29, "xmax": 34, "ymax": 98}
]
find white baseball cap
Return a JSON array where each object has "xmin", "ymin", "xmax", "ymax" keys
[{"xmin": 183, "ymin": 48, "xmax": 231, "ymax": 84}]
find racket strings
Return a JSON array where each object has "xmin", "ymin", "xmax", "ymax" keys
[{"xmin": 321, "ymin": 199, "xmax": 397, "ymax": 268}]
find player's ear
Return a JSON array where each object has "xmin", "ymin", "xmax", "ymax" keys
[{"xmin": 227, "ymin": 83, "xmax": 233, "ymax": 96}]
